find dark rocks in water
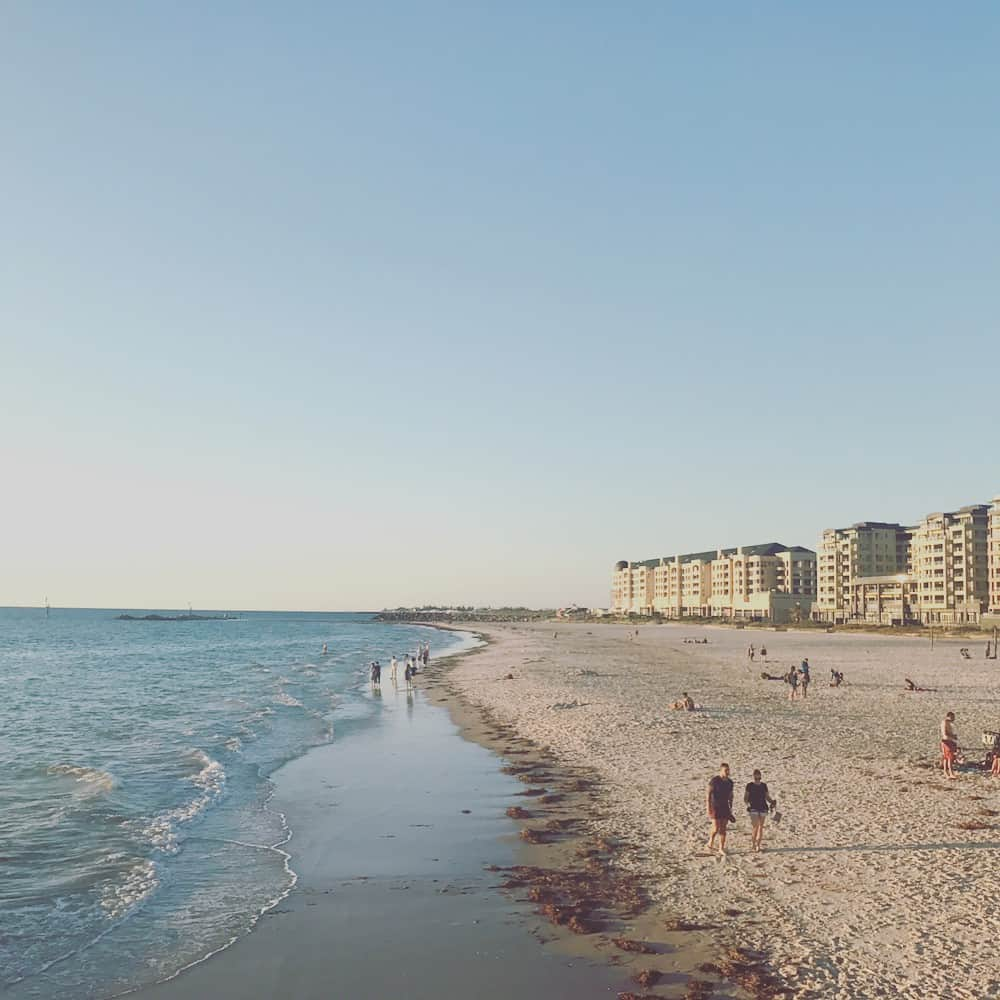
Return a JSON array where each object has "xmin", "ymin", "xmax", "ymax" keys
[{"xmin": 117, "ymin": 613, "xmax": 236, "ymax": 621}]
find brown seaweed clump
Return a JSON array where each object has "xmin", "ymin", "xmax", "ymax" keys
[
  {"xmin": 492, "ymin": 858, "xmax": 650, "ymax": 938},
  {"xmin": 506, "ymin": 806, "xmax": 532, "ymax": 819},
  {"xmin": 664, "ymin": 917, "xmax": 715, "ymax": 932},
  {"xmin": 611, "ymin": 938, "xmax": 655, "ymax": 954},
  {"xmin": 957, "ymin": 819, "xmax": 993, "ymax": 830},
  {"xmin": 718, "ymin": 946, "xmax": 791, "ymax": 998},
  {"xmin": 630, "ymin": 968, "xmax": 662, "ymax": 988},
  {"xmin": 519, "ymin": 827, "xmax": 551, "ymax": 844},
  {"xmin": 517, "ymin": 787, "xmax": 548, "ymax": 797},
  {"xmin": 683, "ymin": 979, "xmax": 715, "ymax": 1000}
]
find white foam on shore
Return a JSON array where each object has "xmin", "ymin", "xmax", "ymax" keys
[
  {"xmin": 111, "ymin": 784, "xmax": 299, "ymax": 998},
  {"xmin": 100, "ymin": 858, "xmax": 160, "ymax": 919},
  {"xmin": 135, "ymin": 750, "xmax": 227, "ymax": 854}
]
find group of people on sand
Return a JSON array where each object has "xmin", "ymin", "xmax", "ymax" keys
[
  {"xmin": 939, "ymin": 711, "xmax": 1000, "ymax": 779},
  {"xmin": 706, "ymin": 763, "xmax": 779, "ymax": 856},
  {"xmin": 746, "ymin": 644, "xmax": 767, "ymax": 662},
  {"xmin": 784, "ymin": 658, "xmax": 810, "ymax": 699},
  {"xmin": 683, "ymin": 637, "xmax": 709, "ymax": 645}
]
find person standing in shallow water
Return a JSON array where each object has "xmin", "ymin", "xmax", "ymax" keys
[
  {"xmin": 744, "ymin": 769, "xmax": 776, "ymax": 853},
  {"xmin": 706, "ymin": 763, "xmax": 734, "ymax": 856}
]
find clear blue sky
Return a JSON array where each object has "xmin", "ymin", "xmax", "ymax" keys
[{"xmin": 3, "ymin": 4, "xmax": 998, "ymax": 610}]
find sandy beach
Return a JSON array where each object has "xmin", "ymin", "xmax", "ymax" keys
[{"xmin": 443, "ymin": 621, "xmax": 1000, "ymax": 1000}]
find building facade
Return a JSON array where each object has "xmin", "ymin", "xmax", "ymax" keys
[
  {"xmin": 814, "ymin": 522, "xmax": 912, "ymax": 624},
  {"xmin": 989, "ymin": 497, "xmax": 1000, "ymax": 617},
  {"xmin": 611, "ymin": 543, "xmax": 816, "ymax": 622},
  {"xmin": 814, "ymin": 498, "xmax": 996, "ymax": 626},
  {"xmin": 908, "ymin": 505, "xmax": 989, "ymax": 624}
]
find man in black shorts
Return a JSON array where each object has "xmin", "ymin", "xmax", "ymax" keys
[{"xmin": 706, "ymin": 762, "xmax": 734, "ymax": 856}]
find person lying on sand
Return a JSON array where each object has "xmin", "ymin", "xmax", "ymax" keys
[
  {"xmin": 760, "ymin": 671, "xmax": 784, "ymax": 681},
  {"xmin": 905, "ymin": 678, "xmax": 937, "ymax": 692}
]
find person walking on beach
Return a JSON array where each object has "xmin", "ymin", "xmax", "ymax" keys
[
  {"xmin": 744, "ymin": 769, "xmax": 776, "ymax": 853},
  {"xmin": 941, "ymin": 711, "xmax": 959, "ymax": 779},
  {"xmin": 799, "ymin": 658, "xmax": 810, "ymax": 699},
  {"xmin": 786, "ymin": 667, "xmax": 799, "ymax": 701},
  {"xmin": 404, "ymin": 661, "xmax": 414, "ymax": 690},
  {"xmin": 760, "ymin": 645, "xmax": 767, "ymax": 663},
  {"xmin": 748, "ymin": 644, "xmax": 755, "ymax": 662},
  {"xmin": 706, "ymin": 763, "xmax": 735, "ymax": 856},
  {"xmin": 390, "ymin": 655, "xmax": 398, "ymax": 682}
]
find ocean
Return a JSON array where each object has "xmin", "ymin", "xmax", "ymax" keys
[{"xmin": 0, "ymin": 607, "xmax": 466, "ymax": 998}]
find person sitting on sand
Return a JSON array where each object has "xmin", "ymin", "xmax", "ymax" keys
[
  {"xmin": 941, "ymin": 712, "xmax": 959, "ymax": 779},
  {"xmin": 706, "ymin": 763, "xmax": 734, "ymax": 856},
  {"xmin": 960, "ymin": 648, "xmax": 971, "ymax": 660},
  {"xmin": 670, "ymin": 692, "xmax": 697, "ymax": 711},
  {"xmin": 829, "ymin": 668, "xmax": 843, "ymax": 687}
]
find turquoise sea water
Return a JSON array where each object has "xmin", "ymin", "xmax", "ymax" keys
[{"xmin": 0, "ymin": 608, "xmax": 462, "ymax": 998}]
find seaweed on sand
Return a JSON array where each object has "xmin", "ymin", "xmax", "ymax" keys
[{"xmin": 611, "ymin": 938, "xmax": 655, "ymax": 954}]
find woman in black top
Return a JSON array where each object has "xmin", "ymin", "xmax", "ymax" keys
[{"xmin": 744, "ymin": 769, "xmax": 776, "ymax": 853}]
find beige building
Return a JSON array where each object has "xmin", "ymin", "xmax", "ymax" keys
[
  {"xmin": 908, "ymin": 505, "xmax": 989, "ymax": 624},
  {"xmin": 815, "ymin": 499, "xmax": 996, "ymax": 626},
  {"xmin": 845, "ymin": 575, "xmax": 913, "ymax": 626},
  {"xmin": 814, "ymin": 522, "xmax": 912, "ymax": 624},
  {"xmin": 989, "ymin": 497, "xmax": 1000, "ymax": 617},
  {"xmin": 611, "ymin": 543, "xmax": 815, "ymax": 622}
]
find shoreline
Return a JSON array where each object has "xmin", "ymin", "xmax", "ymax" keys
[
  {"xmin": 420, "ymin": 629, "xmax": 757, "ymax": 1000},
  {"xmin": 134, "ymin": 628, "xmax": 629, "ymax": 1000}
]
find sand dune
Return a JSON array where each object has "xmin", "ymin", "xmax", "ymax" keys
[{"xmin": 449, "ymin": 621, "xmax": 1000, "ymax": 999}]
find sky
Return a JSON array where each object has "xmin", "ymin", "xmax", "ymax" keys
[{"xmin": 2, "ymin": 3, "xmax": 998, "ymax": 611}]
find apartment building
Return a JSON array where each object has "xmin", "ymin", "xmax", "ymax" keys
[
  {"xmin": 813, "ymin": 522, "xmax": 912, "ymax": 624},
  {"xmin": 611, "ymin": 542, "xmax": 816, "ymax": 622},
  {"xmin": 909, "ymin": 505, "xmax": 989, "ymax": 624},
  {"xmin": 990, "ymin": 497, "xmax": 1000, "ymax": 617},
  {"xmin": 815, "ymin": 500, "xmax": 995, "ymax": 626}
]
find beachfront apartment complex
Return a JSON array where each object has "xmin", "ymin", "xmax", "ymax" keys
[
  {"xmin": 813, "ymin": 496, "xmax": 1000, "ymax": 626},
  {"xmin": 611, "ymin": 543, "xmax": 816, "ymax": 623},
  {"xmin": 990, "ymin": 497, "xmax": 1000, "ymax": 617}
]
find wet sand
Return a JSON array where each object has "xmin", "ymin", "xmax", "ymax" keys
[{"xmin": 139, "ymin": 667, "xmax": 625, "ymax": 999}]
